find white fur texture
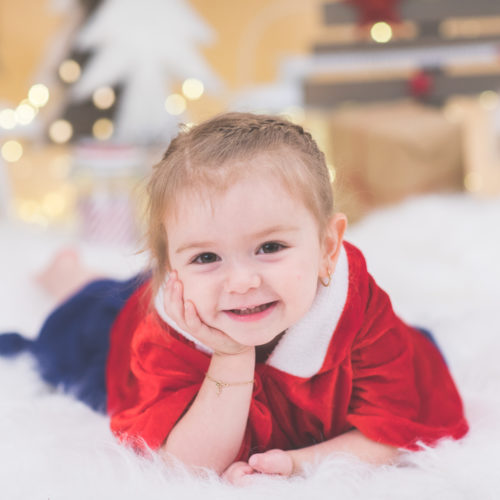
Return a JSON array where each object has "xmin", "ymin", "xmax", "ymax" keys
[{"xmin": 1, "ymin": 193, "xmax": 499, "ymax": 499}]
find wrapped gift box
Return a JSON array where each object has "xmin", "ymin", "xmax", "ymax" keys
[
  {"xmin": 73, "ymin": 142, "xmax": 147, "ymax": 245},
  {"xmin": 329, "ymin": 101, "xmax": 463, "ymax": 220},
  {"xmin": 445, "ymin": 96, "xmax": 500, "ymax": 197}
]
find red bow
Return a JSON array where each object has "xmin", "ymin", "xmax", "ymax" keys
[
  {"xmin": 345, "ymin": 0, "xmax": 400, "ymax": 25},
  {"xmin": 409, "ymin": 70, "xmax": 434, "ymax": 98}
]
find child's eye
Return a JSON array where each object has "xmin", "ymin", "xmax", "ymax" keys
[
  {"xmin": 258, "ymin": 242, "xmax": 287, "ymax": 254},
  {"xmin": 191, "ymin": 252, "xmax": 220, "ymax": 264}
]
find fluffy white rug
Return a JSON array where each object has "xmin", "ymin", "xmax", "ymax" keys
[{"xmin": 1, "ymin": 193, "xmax": 499, "ymax": 500}]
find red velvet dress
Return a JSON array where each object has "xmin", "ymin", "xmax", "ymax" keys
[{"xmin": 106, "ymin": 242, "xmax": 468, "ymax": 458}]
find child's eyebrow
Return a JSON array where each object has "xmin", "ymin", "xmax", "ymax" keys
[
  {"xmin": 175, "ymin": 225, "xmax": 299, "ymax": 255},
  {"xmin": 252, "ymin": 225, "xmax": 300, "ymax": 240},
  {"xmin": 175, "ymin": 241, "xmax": 217, "ymax": 254}
]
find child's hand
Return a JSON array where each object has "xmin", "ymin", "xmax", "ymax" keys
[
  {"xmin": 221, "ymin": 461, "xmax": 256, "ymax": 486},
  {"xmin": 222, "ymin": 450, "xmax": 294, "ymax": 485},
  {"xmin": 164, "ymin": 271, "xmax": 251, "ymax": 356},
  {"xmin": 248, "ymin": 449, "xmax": 294, "ymax": 476}
]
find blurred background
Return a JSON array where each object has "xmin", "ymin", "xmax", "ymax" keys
[{"xmin": 1, "ymin": 0, "xmax": 500, "ymax": 247}]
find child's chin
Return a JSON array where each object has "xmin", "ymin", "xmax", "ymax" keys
[{"xmin": 241, "ymin": 330, "xmax": 286, "ymax": 349}]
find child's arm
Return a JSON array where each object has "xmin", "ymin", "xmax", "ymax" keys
[
  {"xmin": 224, "ymin": 429, "xmax": 398, "ymax": 483},
  {"xmin": 285, "ymin": 429, "xmax": 399, "ymax": 471},
  {"xmin": 162, "ymin": 348, "xmax": 255, "ymax": 474},
  {"xmin": 159, "ymin": 273, "xmax": 255, "ymax": 474}
]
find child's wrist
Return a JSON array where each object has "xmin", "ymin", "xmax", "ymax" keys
[{"xmin": 208, "ymin": 346, "xmax": 255, "ymax": 380}]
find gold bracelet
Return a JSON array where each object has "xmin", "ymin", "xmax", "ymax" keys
[{"xmin": 205, "ymin": 374, "xmax": 254, "ymax": 396}]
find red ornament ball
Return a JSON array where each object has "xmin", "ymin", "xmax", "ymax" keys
[{"xmin": 409, "ymin": 70, "xmax": 434, "ymax": 98}]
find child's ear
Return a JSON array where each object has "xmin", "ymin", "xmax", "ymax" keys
[{"xmin": 320, "ymin": 213, "xmax": 347, "ymax": 279}]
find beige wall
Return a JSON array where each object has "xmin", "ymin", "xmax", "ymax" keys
[
  {"xmin": 0, "ymin": 0, "xmax": 64, "ymax": 102},
  {"xmin": 192, "ymin": 0, "xmax": 319, "ymax": 88},
  {"xmin": 0, "ymin": 0, "xmax": 320, "ymax": 105}
]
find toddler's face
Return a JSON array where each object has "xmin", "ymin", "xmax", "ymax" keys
[{"xmin": 165, "ymin": 174, "xmax": 331, "ymax": 347}]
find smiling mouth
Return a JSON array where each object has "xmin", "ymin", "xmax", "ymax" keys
[{"xmin": 227, "ymin": 301, "xmax": 277, "ymax": 316}]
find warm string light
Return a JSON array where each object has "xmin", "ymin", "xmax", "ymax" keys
[
  {"xmin": 182, "ymin": 78, "xmax": 204, "ymax": 100},
  {"xmin": 15, "ymin": 101, "xmax": 38, "ymax": 126},
  {"xmin": 0, "ymin": 109, "xmax": 17, "ymax": 130},
  {"xmin": 165, "ymin": 94, "xmax": 187, "ymax": 115},
  {"xmin": 92, "ymin": 118, "xmax": 114, "ymax": 140},
  {"xmin": 10, "ymin": 152, "xmax": 74, "ymax": 225},
  {"xmin": 0, "ymin": 84, "xmax": 50, "ymax": 131},
  {"xmin": 41, "ymin": 191, "xmax": 67, "ymax": 217},
  {"xmin": 92, "ymin": 87, "xmax": 116, "ymax": 109},
  {"xmin": 49, "ymin": 120, "xmax": 73, "ymax": 144},
  {"xmin": 59, "ymin": 59, "xmax": 81, "ymax": 83},
  {"xmin": 28, "ymin": 84, "xmax": 50, "ymax": 107},
  {"xmin": 16, "ymin": 193, "xmax": 68, "ymax": 225},
  {"xmin": 16, "ymin": 199, "xmax": 45, "ymax": 225},
  {"xmin": 1, "ymin": 74, "xmax": 208, "ymax": 142},
  {"xmin": 1, "ymin": 140, "xmax": 23, "ymax": 162},
  {"xmin": 370, "ymin": 22, "xmax": 393, "ymax": 43},
  {"xmin": 164, "ymin": 78, "xmax": 205, "ymax": 117}
]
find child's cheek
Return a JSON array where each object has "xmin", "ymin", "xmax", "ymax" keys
[{"xmin": 180, "ymin": 277, "xmax": 210, "ymax": 318}]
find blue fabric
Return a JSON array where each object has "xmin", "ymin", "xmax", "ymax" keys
[
  {"xmin": 0, "ymin": 332, "xmax": 32, "ymax": 355},
  {"xmin": 0, "ymin": 275, "xmax": 143, "ymax": 412}
]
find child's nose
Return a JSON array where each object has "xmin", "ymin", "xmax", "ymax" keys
[{"xmin": 223, "ymin": 264, "xmax": 261, "ymax": 294}]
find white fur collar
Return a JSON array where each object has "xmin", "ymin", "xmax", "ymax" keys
[{"xmin": 154, "ymin": 246, "xmax": 349, "ymax": 377}]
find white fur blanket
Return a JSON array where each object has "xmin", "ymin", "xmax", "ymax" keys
[{"xmin": 1, "ymin": 194, "xmax": 499, "ymax": 500}]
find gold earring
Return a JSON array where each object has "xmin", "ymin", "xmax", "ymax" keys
[{"xmin": 320, "ymin": 267, "xmax": 332, "ymax": 287}]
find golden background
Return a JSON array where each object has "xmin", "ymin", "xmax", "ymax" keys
[{"xmin": 0, "ymin": 0, "xmax": 320, "ymax": 104}]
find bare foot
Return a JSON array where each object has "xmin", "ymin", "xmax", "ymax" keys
[{"xmin": 35, "ymin": 248, "xmax": 102, "ymax": 302}]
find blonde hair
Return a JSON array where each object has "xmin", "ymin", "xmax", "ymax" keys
[{"xmin": 146, "ymin": 112, "xmax": 334, "ymax": 298}]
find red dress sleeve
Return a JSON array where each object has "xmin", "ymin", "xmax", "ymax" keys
[
  {"xmin": 107, "ymin": 286, "xmax": 209, "ymax": 450},
  {"xmin": 346, "ymin": 271, "xmax": 468, "ymax": 449}
]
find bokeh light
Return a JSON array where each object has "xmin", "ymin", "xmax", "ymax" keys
[
  {"xmin": 370, "ymin": 22, "xmax": 393, "ymax": 43},
  {"xmin": 182, "ymin": 78, "xmax": 204, "ymax": 100},
  {"xmin": 92, "ymin": 118, "xmax": 114, "ymax": 140},
  {"xmin": 58, "ymin": 59, "xmax": 81, "ymax": 83},
  {"xmin": 165, "ymin": 94, "xmax": 187, "ymax": 115},
  {"xmin": 49, "ymin": 120, "xmax": 73, "ymax": 144},
  {"xmin": 15, "ymin": 101, "xmax": 37, "ymax": 125},
  {"xmin": 1, "ymin": 140, "xmax": 23, "ymax": 162},
  {"xmin": 28, "ymin": 84, "xmax": 50, "ymax": 108},
  {"xmin": 0, "ymin": 109, "xmax": 17, "ymax": 130},
  {"xmin": 92, "ymin": 87, "xmax": 116, "ymax": 109},
  {"xmin": 16, "ymin": 199, "xmax": 48, "ymax": 226},
  {"xmin": 42, "ymin": 191, "xmax": 67, "ymax": 217}
]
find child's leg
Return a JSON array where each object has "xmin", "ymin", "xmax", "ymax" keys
[
  {"xmin": 1, "ymin": 248, "xmax": 99, "ymax": 357},
  {"xmin": 32, "ymin": 274, "xmax": 142, "ymax": 413},
  {"xmin": 2, "ymin": 248, "xmax": 145, "ymax": 412},
  {"xmin": 34, "ymin": 268, "xmax": 145, "ymax": 412},
  {"xmin": 35, "ymin": 248, "xmax": 103, "ymax": 303}
]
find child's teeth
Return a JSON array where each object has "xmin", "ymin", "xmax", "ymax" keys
[{"xmin": 234, "ymin": 304, "xmax": 268, "ymax": 314}]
